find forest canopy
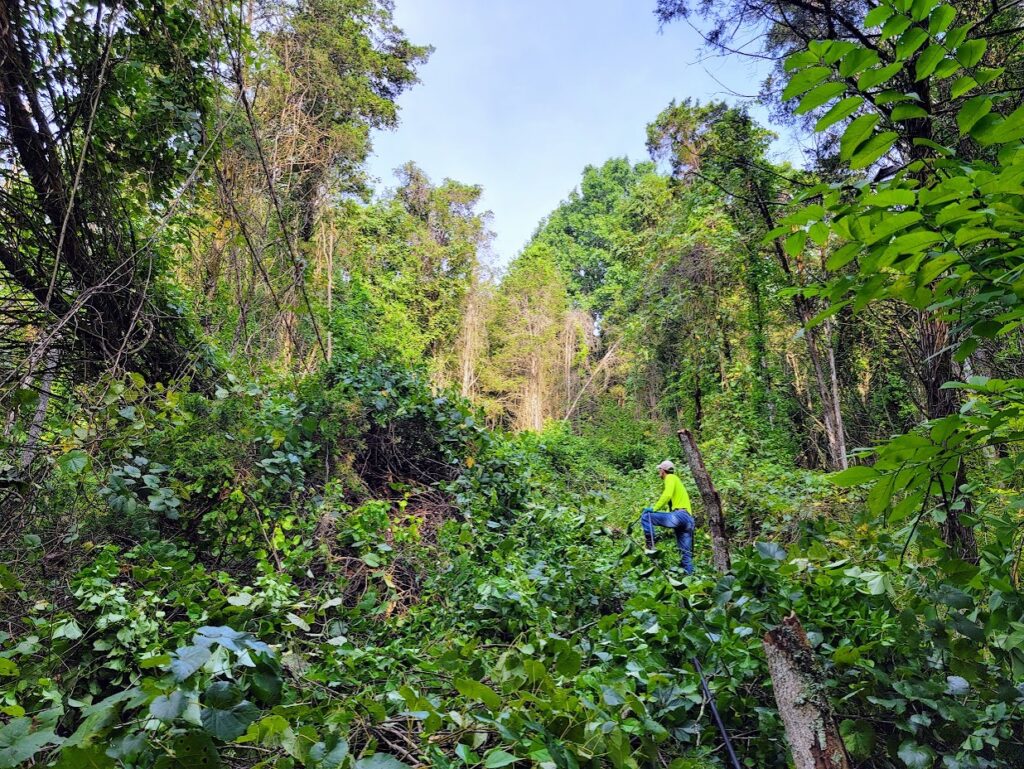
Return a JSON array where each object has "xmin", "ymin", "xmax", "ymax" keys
[{"xmin": 2, "ymin": 0, "xmax": 1024, "ymax": 768}]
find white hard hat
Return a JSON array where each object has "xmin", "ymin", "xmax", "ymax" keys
[{"xmin": 658, "ymin": 460, "xmax": 674, "ymax": 472}]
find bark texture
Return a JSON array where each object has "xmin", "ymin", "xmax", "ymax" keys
[
  {"xmin": 676, "ymin": 429, "xmax": 731, "ymax": 573},
  {"xmin": 763, "ymin": 614, "xmax": 852, "ymax": 769}
]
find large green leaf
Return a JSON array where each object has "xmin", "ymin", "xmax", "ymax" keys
[
  {"xmin": 897, "ymin": 740, "xmax": 937, "ymax": 768},
  {"xmin": 150, "ymin": 691, "xmax": 187, "ymax": 722},
  {"xmin": 52, "ymin": 746, "xmax": 115, "ymax": 769},
  {"xmin": 484, "ymin": 750, "xmax": 519, "ymax": 768},
  {"xmin": 454, "ymin": 677, "xmax": 502, "ymax": 710},
  {"xmin": 839, "ymin": 720, "xmax": 876, "ymax": 760},
  {"xmin": 796, "ymin": 82, "xmax": 846, "ymax": 114},
  {"xmin": 831, "ymin": 465, "xmax": 879, "ymax": 486},
  {"xmin": 815, "ymin": 97, "xmax": 864, "ymax": 132},
  {"xmin": 56, "ymin": 450, "xmax": 90, "ymax": 475},
  {"xmin": 851, "ymin": 131, "xmax": 898, "ymax": 169},
  {"xmin": 958, "ymin": 96, "xmax": 992, "ymax": 134},
  {"xmin": 355, "ymin": 753, "xmax": 413, "ymax": 769},
  {"xmin": 840, "ymin": 114, "xmax": 881, "ymax": 161},
  {"xmin": 858, "ymin": 62, "xmax": 903, "ymax": 90},
  {"xmin": 783, "ymin": 66, "xmax": 832, "ymax": 101},
  {"xmin": 153, "ymin": 732, "xmax": 221, "ymax": 769},
  {"xmin": 0, "ymin": 718, "xmax": 61, "ymax": 769},
  {"xmin": 170, "ymin": 645, "xmax": 212, "ymax": 682},
  {"xmin": 198, "ymin": 696, "xmax": 258, "ymax": 741},
  {"xmin": 915, "ymin": 44, "xmax": 947, "ymax": 80}
]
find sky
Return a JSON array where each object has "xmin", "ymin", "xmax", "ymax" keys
[{"xmin": 365, "ymin": 0, "xmax": 785, "ymax": 267}]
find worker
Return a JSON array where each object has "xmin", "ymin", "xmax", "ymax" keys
[{"xmin": 641, "ymin": 459, "xmax": 695, "ymax": 574}]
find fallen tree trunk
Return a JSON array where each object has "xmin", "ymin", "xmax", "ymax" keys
[
  {"xmin": 676, "ymin": 429, "xmax": 731, "ymax": 573},
  {"xmin": 763, "ymin": 613, "xmax": 851, "ymax": 769}
]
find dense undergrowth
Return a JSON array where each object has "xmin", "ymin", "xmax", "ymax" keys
[{"xmin": 2, "ymin": 359, "xmax": 1022, "ymax": 769}]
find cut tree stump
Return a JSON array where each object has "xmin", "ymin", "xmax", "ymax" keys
[
  {"xmin": 763, "ymin": 613, "xmax": 852, "ymax": 769},
  {"xmin": 676, "ymin": 429, "xmax": 731, "ymax": 573}
]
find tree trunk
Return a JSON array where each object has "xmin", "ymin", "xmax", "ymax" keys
[
  {"xmin": 763, "ymin": 614, "xmax": 852, "ymax": 769},
  {"xmin": 676, "ymin": 429, "xmax": 730, "ymax": 573},
  {"xmin": 917, "ymin": 313, "xmax": 978, "ymax": 562}
]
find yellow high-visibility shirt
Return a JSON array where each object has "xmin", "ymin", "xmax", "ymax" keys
[{"xmin": 653, "ymin": 472, "xmax": 691, "ymax": 512}]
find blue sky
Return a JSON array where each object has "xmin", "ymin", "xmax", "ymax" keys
[{"xmin": 366, "ymin": 0, "xmax": 785, "ymax": 267}]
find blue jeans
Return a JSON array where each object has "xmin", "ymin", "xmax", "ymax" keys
[{"xmin": 641, "ymin": 509, "xmax": 695, "ymax": 574}]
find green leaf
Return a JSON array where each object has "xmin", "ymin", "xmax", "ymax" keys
[
  {"xmin": 840, "ymin": 48, "xmax": 880, "ymax": 78},
  {"xmin": 832, "ymin": 645, "xmax": 861, "ymax": 665},
  {"xmin": 286, "ymin": 612, "xmax": 311, "ymax": 632},
  {"xmin": 858, "ymin": 63, "xmax": 903, "ymax": 90},
  {"xmin": 840, "ymin": 114, "xmax": 881, "ymax": 161},
  {"xmin": 881, "ymin": 14, "xmax": 913, "ymax": 41},
  {"xmin": 755, "ymin": 541, "xmax": 787, "ymax": 561},
  {"xmin": 864, "ymin": 5, "xmax": 894, "ymax": 26},
  {"xmin": 851, "ymin": 131, "xmax": 898, "ymax": 169},
  {"xmin": 52, "ymin": 746, "xmax": 115, "ymax": 769},
  {"xmin": 928, "ymin": 5, "xmax": 955, "ymax": 34},
  {"xmin": 915, "ymin": 44, "xmax": 946, "ymax": 81},
  {"xmin": 957, "ymin": 96, "xmax": 992, "ymax": 134},
  {"xmin": 974, "ymin": 104, "xmax": 1024, "ymax": 145},
  {"xmin": 783, "ymin": 66, "xmax": 832, "ymax": 101},
  {"xmin": 840, "ymin": 720, "xmax": 876, "ymax": 760},
  {"xmin": 796, "ymin": 82, "xmax": 846, "ymax": 114},
  {"xmin": 815, "ymin": 97, "xmax": 864, "ymax": 132},
  {"xmin": 0, "ymin": 659, "xmax": 19, "ymax": 677},
  {"xmin": 454, "ymin": 677, "xmax": 501, "ymax": 710},
  {"xmin": 896, "ymin": 27, "xmax": 929, "ymax": 59},
  {"xmin": 897, "ymin": 740, "xmax": 937, "ymax": 769},
  {"xmin": 484, "ymin": 750, "xmax": 519, "ymax": 768},
  {"xmin": 150, "ymin": 691, "xmax": 186, "ymax": 722},
  {"xmin": 891, "ymin": 104, "xmax": 929, "ymax": 121},
  {"xmin": 310, "ymin": 737, "xmax": 349, "ymax": 769},
  {"xmin": 153, "ymin": 732, "xmax": 221, "ymax": 769},
  {"xmin": 0, "ymin": 718, "xmax": 62, "ymax": 769},
  {"xmin": 956, "ymin": 39, "xmax": 986, "ymax": 67},
  {"xmin": 201, "ymin": 699, "xmax": 260, "ymax": 741},
  {"xmin": 951, "ymin": 75, "xmax": 978, "ymax": 99},
  {"xmin": 831, "ymin": 465, "xmax": 879, "ymax": 486},
  {"xmin": 170, "ymin": 645, "xmax": 211, "ymax": 682},
  {"xmin": 355, "ymin": 754, "xmax": 413, "ymax": 769},
  {"xmin": 57, "ymin": 450, "xmax": 90, "ymax": 475}
]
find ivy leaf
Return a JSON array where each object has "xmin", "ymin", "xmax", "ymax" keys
[{"xmin": 897, "ymin": 740, "xmax": 937, "ymax": 768}]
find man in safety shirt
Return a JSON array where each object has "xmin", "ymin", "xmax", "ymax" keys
[{"xmin": 641, "ymin": 459, "xmax": 695, "ymax": 574}]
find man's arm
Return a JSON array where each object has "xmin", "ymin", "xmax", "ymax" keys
[{"xmin": 652, "ymin": 478, "xmax": 672, "ymax": 512}]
